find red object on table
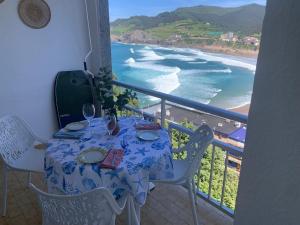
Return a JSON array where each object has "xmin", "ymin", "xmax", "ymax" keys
[
  {"xmin": 100, "ymin": 149, "xmax": 124, "ymax": 169},
  {"xmin": 135, "ymin": 123, "xmax": 161, "ymax": 130}
]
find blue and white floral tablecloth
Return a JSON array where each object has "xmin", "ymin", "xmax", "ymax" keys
[{"xmin": 45, "ymin": 117, "xmax": 174, "ymax": 205}]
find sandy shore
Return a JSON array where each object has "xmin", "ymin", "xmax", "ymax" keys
[
  {"xmin": 112, "ymin": 38, "xmax": 259, "ymax": 58},
  {"xmin": 230, "ymin": 104, "xmax": 250, "ymax": 115},
  {"xmin": 193, "ymin": 44, "xmax": 258, "ymax": 58}
]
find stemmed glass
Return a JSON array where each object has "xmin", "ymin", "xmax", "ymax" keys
[
  {"xmin": 82, "ymin": 103, "xmax": 95, "ymax": 128},
  {"xmin": 104, "ymin": 112, "xmax": 117, "ymax": 136},
  {"xmin": 136, "ymin": 99, "xmax": 145, "ymax": 125}
]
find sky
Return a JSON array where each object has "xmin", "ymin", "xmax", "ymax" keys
[{"xmin": 109, "ymin": 0, "xmax": 266, "ymax": 21}]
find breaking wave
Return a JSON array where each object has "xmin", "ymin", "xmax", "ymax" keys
[
  {"xmin": 174, "ymin": 48, "xmax": 256, "ymax": 71},
  {"xmin": 137, "ymin": 49, "xmax": 165, "ymax": 61},
  {"xmin": 188, "ymin": 61, "xmax": 207, "ymax": 64},
  {"xmin": 125, "ymin": 57, "xmax": 135, "ymax": 64},
  {"xmin": 181, "ymin": 68, "xmax": 232, "ymax": 75},
  {"xmin": 124, "ymin": 58, "xmax": 181, "ymax": 97}
]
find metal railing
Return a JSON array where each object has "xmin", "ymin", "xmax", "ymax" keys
[
  {"xmin": 113, "ymin": 80, "xmax": 247, "ymax": 125},
  {"xmin": 113, "ymin": 80, "xmax": 246, "ymax": 217}
]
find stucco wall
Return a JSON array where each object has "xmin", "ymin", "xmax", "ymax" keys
[
  {"xmin": 0, "ymin": 0, "xmax": 89, "ymax": 138},
  {"xmin": 234, "ymin": 1, "xmax": 300, "ymax": 224}
]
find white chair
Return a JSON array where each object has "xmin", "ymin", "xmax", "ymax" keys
[
  {"xmin": 30, "ymin": 183, "xmax": 127, "ymax": 225},
  {"xmin": 0, "ymin": 115, "xmax": 46, "ymax": 216},
  {"xmin": 150, "ymin": 124, "xmax": 214, "ymax": 225}
]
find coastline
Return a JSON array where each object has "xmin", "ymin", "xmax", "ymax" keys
[
  {"xmin": 111, "ymin": 38, "xmax": 258, "ymax": 59},
  {"xmin": 230, "ymin": 104, "xmax": 250, "ymax": 115},
  {"xmin": 112, "ymin": 41, "xmax": 255, "ymax": 113},
  {"xmin": 193, "ymin": 44, "xmax": 258, "ymax": 58}
]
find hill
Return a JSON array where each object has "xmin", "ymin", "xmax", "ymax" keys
[
  {"xmin": 111, "ymin": 4, "xmax": 265, "ymax": 35},
  {"xmin": 110, "ymin": 4, "xmax": 265, "ymax": 57}
]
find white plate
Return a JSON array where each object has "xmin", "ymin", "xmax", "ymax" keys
[
  {"xmin": 77, "ymin": 147, "xmax": 107, "ymax": 164},
  {"xmin": 65, "ymin": 121, "xmax": 87, "ymax": 131},
  {"xmin": 136, "ymin": 130, "xmax": 160, "ymax": 141}
]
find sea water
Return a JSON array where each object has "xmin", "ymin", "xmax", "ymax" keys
[{"xmin": 111, "ymin": 42, "xmax": 256, "ymax": 109}]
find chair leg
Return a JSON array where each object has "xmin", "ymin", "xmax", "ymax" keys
[
  {"xmin": 188, "ymin": 182, "xmax": 199, "ymax": 225},
  {"xmin": 192, "ymin": 179, "xmax": 197, "ymax": 206},
  {"xmin": 127, "ymin": 197, "xmax": 132, "ymax": 225},
  {"xmin": 2, "ymin": 165, "xmax": 8, "ymax": 217},
  {"xmin": 27, "ymin": 172, "xmax": 32, "ymax": 187}
]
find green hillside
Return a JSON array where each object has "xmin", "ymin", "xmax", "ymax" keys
[{"xmin": 111, "ymin": 4, "xmax": 265, "ymax": 36}]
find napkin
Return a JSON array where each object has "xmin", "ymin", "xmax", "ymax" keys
[
  {"xmin": 53, "ymin": 130, "xmax": 85, "ymax": 139},
  {"xmin": 100, "ymin": 149, "xmax": 124, "ymax": 169},
  {"xmin": 135, "ymin": 123, "xmax": 161, "ymax": 130}
]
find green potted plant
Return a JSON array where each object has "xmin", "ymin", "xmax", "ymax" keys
[{"xmin": 94, "ymin": 66, "xmax": 137, "ymax": 134}]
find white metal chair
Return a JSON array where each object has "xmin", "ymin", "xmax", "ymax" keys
[
  {"xmin": 30, "ymin": 183, "xmax": 127, "ymax": 225},
  {"xmin": 150, "ymin": 124, "xmax": 214, "ymax": 225},
  {"xmin": 0, "ymin": 115, "xmax": 46, "ymax": 216}
]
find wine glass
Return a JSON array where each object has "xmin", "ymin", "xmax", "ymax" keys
[
  {"xmin": 82, "ymin": 103, "xmax": 95, "ymax": 127},
  {"xmin": 104, "ymin": 113, "xmax": 116, "ymax": 136},
  {"xmin": 136, "ymin": 98, "xmax": 145, "ymax": 125}
]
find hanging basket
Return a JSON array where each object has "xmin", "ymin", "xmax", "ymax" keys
[{"xmin": 18, "ymin": 0, "xmax": 51, "ymax": 29}]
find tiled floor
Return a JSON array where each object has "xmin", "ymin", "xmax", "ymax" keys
[{"xmin": 0, "ymin": 167, "xmax": 233, "ymax": 225}]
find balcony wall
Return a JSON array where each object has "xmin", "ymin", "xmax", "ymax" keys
[{"xmin": 0, "ymin": 0, "xmax": 90, "ymax": 138}]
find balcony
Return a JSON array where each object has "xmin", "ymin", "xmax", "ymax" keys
[
  {"xmin": 0, "ymin": 81, "xmax": 243, "ymax": 225},
  {"xmin": 0, "ymin": 163, "xmax": 233, "ymax": 225},
  {"xmin": 0, "ymin": 0, "xmax": 298, "ymax": 224}
]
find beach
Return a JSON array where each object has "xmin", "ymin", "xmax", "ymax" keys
[
  {"xmin": 231, "ymin": 104, "xmax": 250, "ymax": 115},
  {"xmin": 110, "ymin": 36, "xmax": 259, "ymax": 59},
  {"xmin": 112, "ymin": 42, "xmax": 256, "ymax": 111}
]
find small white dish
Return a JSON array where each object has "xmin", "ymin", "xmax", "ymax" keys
[
  {"xmin": 136, "ymin": 130, "xmax": 160, "ymax": 141},
  {"xmin": 77, "ymin": 147, "xmax": 107, "ymax": 164},
  {"xmin": 65, "ymin": 121, "xmax": 87, "ymax": 131}
]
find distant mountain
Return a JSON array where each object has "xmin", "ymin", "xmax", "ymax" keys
[{"xmin": 111, "ymin": 4, "xmax": 265, "ymax": 35}]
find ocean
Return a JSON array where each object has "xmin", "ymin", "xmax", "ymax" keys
[{"xmin": 111, "ymin": 42, "xmax": 256, "ymax": 109}]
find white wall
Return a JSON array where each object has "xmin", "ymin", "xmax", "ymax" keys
[
  {"xmin": 234, "ymin": 1, "xmax": 300, "ymax": 224},
  {"xmin": 0, "ymin": 0, "xmax": 89, "ymax": 138}
]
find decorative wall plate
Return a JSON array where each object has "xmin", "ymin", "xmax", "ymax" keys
[{"xmin": 18, "ymin": 0, "xmax": 51, "ymax": 29}]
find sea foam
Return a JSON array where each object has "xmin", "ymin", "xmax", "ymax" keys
[
  {"xmin": 138, "ymin": 49, "xmax": 165, "ymax": 61},
  {"xmin": 175, "ymin": 48, "xmax": 256, "ymax": 71},
  {"xmin": 124, "ymin": 57, "xmax": 181, "ymax": 97},
  {"xmin": 147, "ymin": 69, "xmax": 181, "ymax": 100},
  {"xmin": 188, "ymin": 61, "xmax": 207, "ymax": 64},
  {"xmin": 226, "ymin": 91, "xmax": 252, "ymax": 110},
  {"xmin": 181, "ymin": 68, "xmax": 232, "ymax": 75},
  {"xmin": 164, "ymin": 54, "xmax": 197, "ymax": 62},
  {"xmin": 125, "ymin": 57, "xmax": 136, "ymax": 64}
]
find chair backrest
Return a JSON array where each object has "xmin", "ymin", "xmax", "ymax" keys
[
  {"xmin": 183, "ymin": 124, "xmax": 214, "ymax": 181},
  {"xmin": 30, "ymin": 184, "xmax": 123, "ymax": 225},
  {"xmin": 54, "ymin": 70, "xmax": 94, "ymax": 128},
  {"xmin": 0, "ymin": 115, "xmax": 35, "ymax": 165}
]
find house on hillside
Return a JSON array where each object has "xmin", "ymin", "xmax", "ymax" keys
[
  {"xmin": 220, "ymin": 32, "xmax": 238, "ymax": 42},
  {"xmin": 243, "ymin": 36, "xmax": 260, "ymax": 46},
  {"xmin": 167, "ymin": 34, "xmax": 183, "ymax": 43}
]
